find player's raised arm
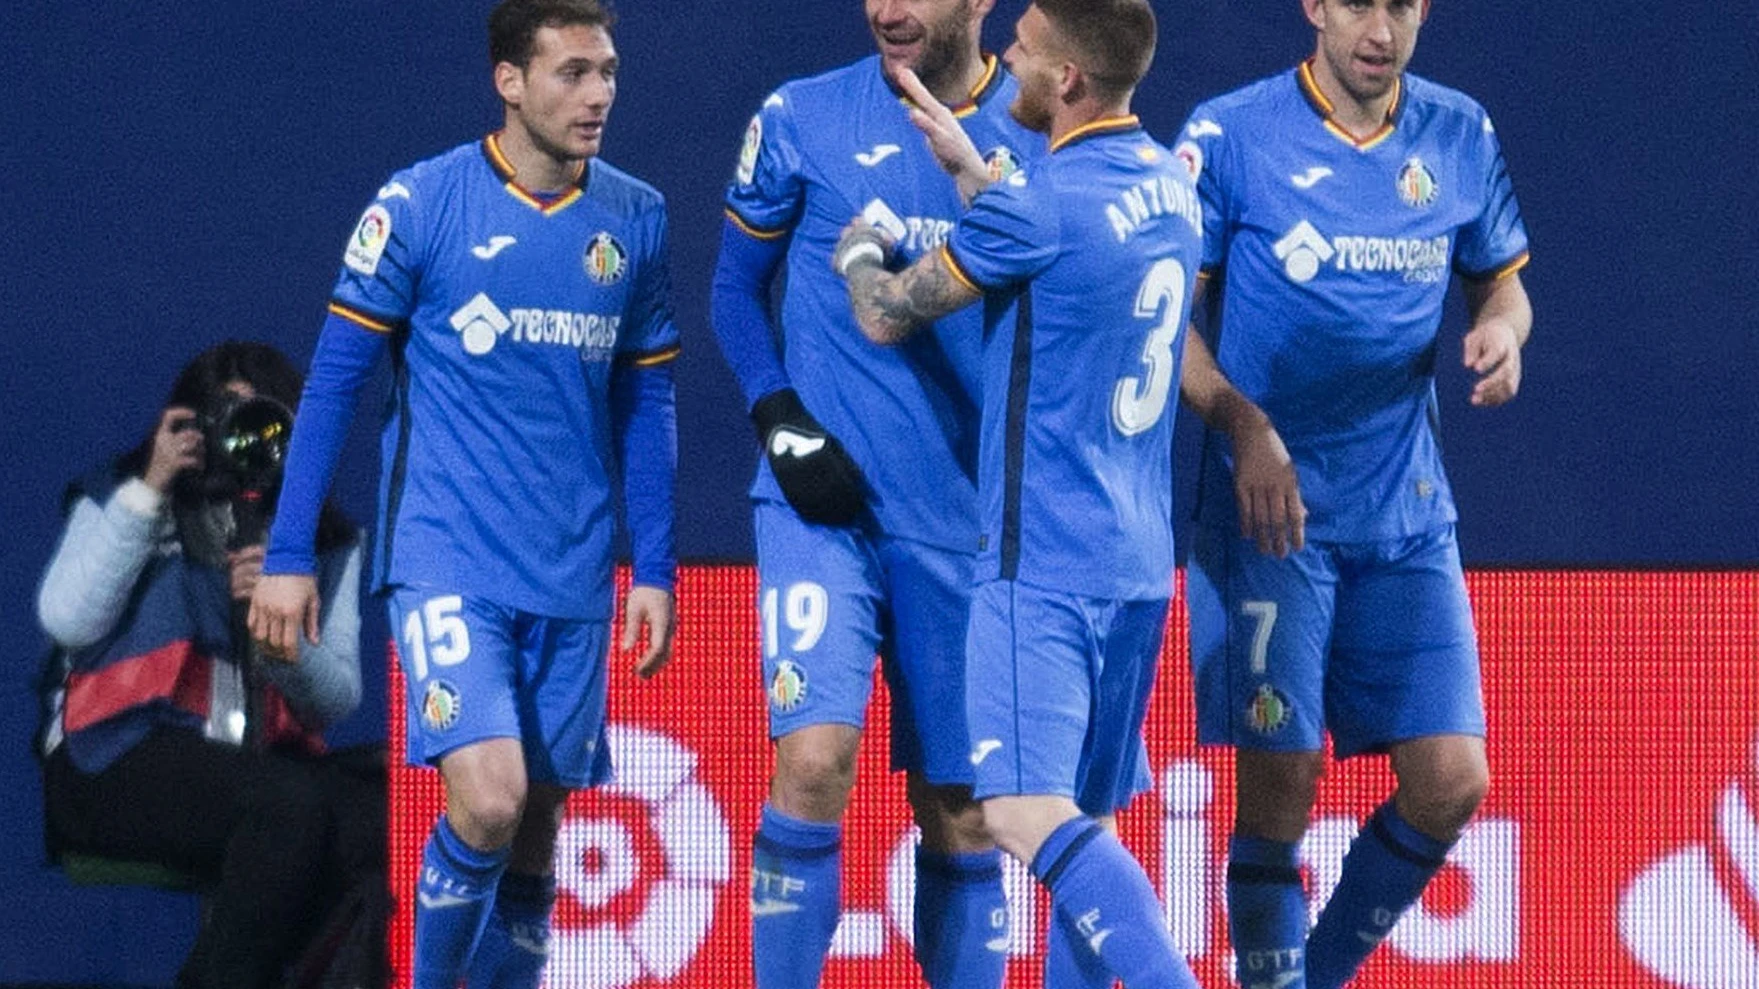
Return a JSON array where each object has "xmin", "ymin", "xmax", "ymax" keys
[
  {"xmin": 1462, "ymin": 270, "xmax": 1532, "ymax": 408},
  {"xmin": 894, "ymin": 67, "xmax": 991, "ymax": 205},
  {"xmin": 835, "ymin": 220, "xmax": 982, "ymax": 345}
]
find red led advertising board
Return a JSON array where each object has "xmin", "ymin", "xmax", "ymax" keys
[{"xmin": 389, "ymin": 569, "xmax": 1759, "ymax": 988}]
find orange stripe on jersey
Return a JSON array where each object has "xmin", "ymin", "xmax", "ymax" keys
[
  {"xmin": 629, "ymin": 344, "xmax": 682, "ymax": 367},
  {"xmin": 939, "ymin": 244, "xmax": 983, "ymax": 295},
  {"xmin": 949, "ymin": 54, "xmax": 1000, "ymax": 119},
  {"xmin": 1490, "ymin": 251, "xmax": 1531, "ymax": 280},
  {"xmin": 503, "ymin": 184, "xmax": 581, "ymax": 216},
  {"xmin": 328, "ymin": 302, "xmax": 396, "ymax": 333},
  {"xmin": 1301, "ymin": 61, "xmax": 1402, "ymax": 151},
  {"xmin": 1050, "ymin": 115, "xmax": 1142, "ymax": 153},
  {"xmin": 725, "ymin": 208, "xmax": 790, "ymax": 241},
  {"xmin": 485, "ymin": 133, "xmax": 585, "ymax": 214}
]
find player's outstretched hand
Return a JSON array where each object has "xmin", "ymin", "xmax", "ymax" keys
[
  {"xmin": 623, "ymin": 584, "xmax": 675, "ymax": 679},
  {"xmin": 751, "ymin": 388, "xmax": 868, "ymax": 527},
  {"xmin": 249, "ymin": 573, "xmax": 320, "ymax": 662},
  {"xmin": 895, "ymin": 67, "xmax": 990, "ymax": 204},
  {"xmin": 1230, "ymin": 414, "xmax": 1307, "ymax": 558},
  {"xmin": 1464, "ymin": 320, "xmax": 1522, "ymax": 407}
]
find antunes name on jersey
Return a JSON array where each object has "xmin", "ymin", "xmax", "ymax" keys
[{"xmin": 1105, "ymin": 173, "xmax": 1202, "ymax": 243}]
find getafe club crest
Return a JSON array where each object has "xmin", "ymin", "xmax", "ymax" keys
[
  {"xmin": 1398, "ymin": 156, "xmax": 1439, "ymax": 208},
  {"xmin": 422, "ymin": 680, "xmax": 462, "ymax": 732},
  {"xmin": 1246, "ymin": 683, "xmax": 1291, "ymax": 735},
  {"xmin": 984, "ymin": 146, "xmax": 1021, "ymax": 183},
  {"xmin": 769, "ymin": 660, "xmax": 808, "ymax": 712},
  {"xmin": 584, "ymin": 231, "xmax": 628, "ymax": 285}
]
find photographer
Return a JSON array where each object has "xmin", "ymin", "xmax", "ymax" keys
[{"xmin": 36, "ymin": 341, "xmax": 383, "ymax": 989}]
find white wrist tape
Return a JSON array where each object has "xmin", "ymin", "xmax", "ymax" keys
[{"xmin": 837, "ymin": 240, "xmax": 886, "ymax": 277}]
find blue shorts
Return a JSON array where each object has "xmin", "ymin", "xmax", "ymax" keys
[
  {"xmin": 755, "ymin": 500, "xmax": 975, "ymax": 786},
  {"xmin": 388, "ymin": 585, "xmax": 613, "ymax": 788},
  {"xmin": 1188, "ymin": 524, "xmax": 1485, "ymax": 759},
  {"xmin": 965, "ymin": 579, "xmax": 1162, "ymax": 815}
]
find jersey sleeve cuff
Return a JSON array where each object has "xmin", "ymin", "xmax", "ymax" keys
[
  {"xmin": 1458, "ymin": 251, "xmax": 1530, "ymax": 282},
  {"xmin": 327, "ymin": 301, "xmax": 399, "ymax": 333},
  {"xmin": 939, "ymin": 243, "xmax": 990, "ymax": 294},
  {"xmin": 619, "ymin": 344, "xmax": 682, "ymax": 368},
  {"xmin": 724, "ymin": 207, "xmax": 791, "ymax": 242}
]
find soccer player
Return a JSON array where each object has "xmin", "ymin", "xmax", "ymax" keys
[
  {"xmin": 248, "ymin": 2, "xmax": 680, "ymax": 987},
  {"xmin": 711, "ymin": 2, "xmax": 1041, "ymax": 987},
  {"xmin": 835, "ymin": 2, "xmax": 1213, "ymax": 986},
  {"xmin": 1174, "ymin": 1, "xmax": 1534, "ymax": 987}
]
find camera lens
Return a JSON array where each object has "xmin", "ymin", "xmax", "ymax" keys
[{"xmin": 216, "ymin": 397, "xmax": 291, "ymax": 480}]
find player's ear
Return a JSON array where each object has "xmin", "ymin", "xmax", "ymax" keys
[
  {"xmin": 1419, "ymin": 0, "xmax": 1432, "ymax": 24},
  {"xmin": 1058, "ymin": 60, "xmax": 1082, "ymax": 104},
  {"xmin": 493, "ymin": 60, "xmax": 526, "ymax": 108},
  {"xmin": 1301, "ymin": 0, "xmax": 1327, "ymax": 32}
]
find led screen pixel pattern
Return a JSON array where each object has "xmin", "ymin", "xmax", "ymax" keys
[{"xmin": 388, "ymin": 569, "xmax": 1759, "ymax": 988}]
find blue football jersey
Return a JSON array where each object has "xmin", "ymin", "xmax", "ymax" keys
[
  {"xmin": 725, "ymin": 55, "xmax": 1043, "ymax": 552},
  {"xmin": 944, "ymin": 118, "xmax": 1202, "ymax": 600},
  {"xmin": 1179, "ymin": 64, "xmax": 1530, "ymax": 541},
  {"xmin": 329, "ymin": 136, "xmax": 680, "ymax": 620}
]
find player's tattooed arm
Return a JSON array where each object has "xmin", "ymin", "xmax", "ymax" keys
[{"xmin": 835, "ymin": 220, "xmax": 981, "ymax": 345}]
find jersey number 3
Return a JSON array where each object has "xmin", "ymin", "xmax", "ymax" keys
[{"xmin": 1112, "ymin": 258, "xmax": 1188, "ymax": 436}]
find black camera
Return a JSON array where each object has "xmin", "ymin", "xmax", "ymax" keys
[
  {"xmin": 201, "ymin": 393, "xmax": 294, "ymax": 495},
  {"xmin": 177, "ymin": 394, "xmax": 294, "ymax": 546}
]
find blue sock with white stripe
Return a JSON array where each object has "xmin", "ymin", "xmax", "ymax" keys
[
  {"xmin": 1031, "ymin": 817, "xmax": 1199, "ymax": 989},
  {"xmin": 914, "ymin": 846, "xmax": 1009, "ymax": 989},
  {"xmin": 751, "ymin": 803, "xmax": 842, "ymax": 989},
  {"xmin": 1305, "ymin": 802, "xmax": 1452, "ymax": 989},
  {"xmin": 412, "ymin": 815, "xmax": 509, "ymax": 989}
]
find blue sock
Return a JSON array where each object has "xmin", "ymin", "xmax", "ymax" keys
[
  {"xmin": 1046, "ymin": 906, "xmax": 1115, "ymax": 989},
  {"xmin": 751, "ymin": 803, "xmax": 842, "ymax": 989},
  {"xmin": 914, "ymin": 846, "xmax": 1009, "ymax": 989},
  {"xmin": 1031, "ymin": 817, "xmax": 1199, "ymax": 989},
  {"xmin": 1306, "ymin": 802, "xmax": 1452, "ymax": 989},
  {"xmin": 1227, "ymin": 835, "xmax": 1308, "ymax": 989},
  {"xmin": 412, "ymin": 816, "xmax": 510, "ymax": 989},
  {"xmin": 466, "ymin": 870, "xmax": 555, "ymax": 989}
]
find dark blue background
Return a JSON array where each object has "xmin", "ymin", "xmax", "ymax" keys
[{"xmin": 2, "ymin": 1, "xmax": 1754, "ymax": 982}]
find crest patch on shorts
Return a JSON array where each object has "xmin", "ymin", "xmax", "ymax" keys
[{"xmin": 1246, "ymin": 683, "xmax": 1291, "ymax": 735}]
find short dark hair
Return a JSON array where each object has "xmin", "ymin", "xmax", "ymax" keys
[
  {"xmin": 489, "ymin": 0, "xmax": 615, "ymax": 69},
  {"xmin": 1034, "ymin": 0, "xmax": 1157, "ymax": 99}
]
